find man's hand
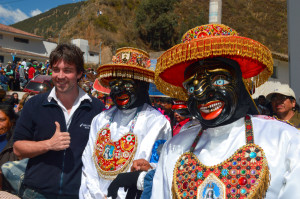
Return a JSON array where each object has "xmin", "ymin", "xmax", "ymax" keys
[
  {"xmin": 47, "ymin": 122, "xmax": 70, "ymax": 151},
  {"xmin": 131, "ymin": 159, "xmax": 152, "ymax": 172}
]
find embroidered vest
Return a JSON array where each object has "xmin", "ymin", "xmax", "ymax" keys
[
  {"xmin": 172, "ymin": 115, "xmax": 270, "ymax": 199},
  {"xmin": 93, "ymin": 107, "xmax": 141, "ymax": 180}
]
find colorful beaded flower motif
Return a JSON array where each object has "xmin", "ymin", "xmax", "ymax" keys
[
  {"xmin": 181, "ymin": 24, "xmax": 239, "ymax": 43},
  {"xmin": 112, "ymin": 50, "xmax": 151, "ymax": 69},
  {"xmin": 93, "ymin": 127, "xmax": 137, "ymax": 180},
  {"xmin": 173, "ymin": 144, "xmax": 268, "ymax": 199},
  {"xmin": 172, "ymin": 116, "xmax": 270, "ymax": 199}
]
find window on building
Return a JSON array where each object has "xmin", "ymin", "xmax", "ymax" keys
[
  {"xmin": 0, "ymin": 56, "xmax": 4, "ymax": 63},
  {"xmin": 0, "ymin": 34, "xmax": 3, "ymax": 39},
  {"xmin": 89, "ymin": 53, "xmax": 95, "ymax": 56},
  {"xmin": 14, "ymin": 37, "xmax": 29, "ymax": 44},
  {"xmin": 271, "ymin": 66, "xmax": 277, "ymax": 78}
]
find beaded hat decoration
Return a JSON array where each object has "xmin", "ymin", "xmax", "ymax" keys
[
  {"xmin": 155, "ymin": 24, "xmax": 273, "ymax": 101},
  {"xmin": 97, "ymin": 47, "xmax": 154, "ymax": 88}
]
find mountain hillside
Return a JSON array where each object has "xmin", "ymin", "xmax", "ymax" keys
[
  {"xmin": 12, "ymin": 2, "xmax": 85, "ymax": 39},
  {"xmin": 11, "ymin": 0, "xmax": 288, "ymax": 62}
]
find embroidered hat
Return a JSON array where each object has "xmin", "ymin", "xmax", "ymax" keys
[
  {"xmin": 266, "ymin": 84, "xmax": 296, "ymax": 101},
  {"xmin": 97, "ymin": 47, "xmax": 154, "ymax": 88},
  {"xmin": 155, "ymin": 24, "xmax": 273, "ymax": 100}
]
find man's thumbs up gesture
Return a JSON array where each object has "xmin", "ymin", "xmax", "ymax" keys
[{"xmin": 48, "ymin": 121, "xmax": 71, "ymax": 151}]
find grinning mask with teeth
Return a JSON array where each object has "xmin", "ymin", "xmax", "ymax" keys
[
  {"xmin": 109, "ymin": 78, "xmax": 150, "ymax": 110},
  {"xmin": 183, "ymin": 58, "xmax": 258, "ymax": 128}
]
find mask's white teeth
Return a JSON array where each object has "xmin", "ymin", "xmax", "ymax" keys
[{"xmin": 200, "ymin": 102, "xmax": 223, "ymax": 113}]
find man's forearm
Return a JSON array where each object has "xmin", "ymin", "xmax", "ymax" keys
[{"xmin": 13, "ymin": 140, "xmax": 51, "ymax": 159}]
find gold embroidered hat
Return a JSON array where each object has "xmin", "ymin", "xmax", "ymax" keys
[
  {"xmin": 155, "ymin": 24, "xmax": 273, "ymax": 101},
  {"xmin": 97, "ymin": 47, "xmax": 154, "ymax": 87}
]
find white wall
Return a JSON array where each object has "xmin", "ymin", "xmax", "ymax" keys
[
  {"xmin": 269, "ymin": 58, "xmax": 289, "ymax": 84},
  {"xmin": 0, "ymin": 32, "xmax": 46, "ymax": 54},
  {"xmin": 43, "ymin": 41, "xmax": 57, "ymax": 57}
]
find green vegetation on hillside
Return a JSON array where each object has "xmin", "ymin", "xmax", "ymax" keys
[
  {"xmin": 11, "ymin": 2, "xmax": 85, "ymax": 39},
  {"xmin": 10, "ymin": 0, "xmax": 288, "ymax": 55}
]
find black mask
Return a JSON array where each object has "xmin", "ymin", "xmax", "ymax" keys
[
  {"xmin": 109, "ymin": 78, "xmax": 150, "ymax": 110},
  {"xmin": 183, "ymin": 58, "xmax": 258, "ymax": 128}
]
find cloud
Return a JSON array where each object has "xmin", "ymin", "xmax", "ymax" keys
[
  {"xmin": 30, "ymin": 9, "xmax": 42, "ymax": 17},
  {"xmin": 0, "ymin": 5, "xmax": 29, "ymax": 25}
]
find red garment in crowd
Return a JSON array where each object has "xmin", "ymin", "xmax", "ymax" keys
[
  {"xmin": 172, "ymin": 118, "xmax": 190, "ymax": 136},
  {"xmin": 28, "ymin": 67, "xmax": 35, "ymax": 79}
]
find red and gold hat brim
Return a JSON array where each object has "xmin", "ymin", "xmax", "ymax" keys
[
  {"xmin": 93, "ymin": 78, "xmax": 111, "ymax": 94},
  {"xmin": 97, "ymin": 64, "xmax": 155, "ymax": 88},
  {"xmin": 155, "ymin": 29, "xmax": 273, "ymax": 101}
]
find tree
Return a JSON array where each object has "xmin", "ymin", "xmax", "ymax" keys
[{"xmin": 135, "ymin": 0, "xmax": 179, "ymax": 50}]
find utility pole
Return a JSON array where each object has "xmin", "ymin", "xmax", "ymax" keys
[
  {"xmin": 99, "ymin": 42, "xmax": 103, "ymax": 65},
  {"xmin": 209, "ymin": 0, "xmax": 222, "ymax": 24}
]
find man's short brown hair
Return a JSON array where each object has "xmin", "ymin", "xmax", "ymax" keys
[{"xmin": 49, "ymin": 43, "xmax": 85, "ymax": 74}]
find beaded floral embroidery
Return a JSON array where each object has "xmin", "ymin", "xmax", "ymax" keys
[
  {"xmin": 172, "ymin": 115, "xmax": 270, "ymax": 199},
  {"xmin": 93, "ymin": 127, "xmax": 137, "ymax": 180},
  {"xmin": 93, "ymin": 107, "xmax": 141, "ymax": 180}
]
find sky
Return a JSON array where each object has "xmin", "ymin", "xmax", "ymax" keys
[{"xmin": 0, "ymin": 0, "xmax": 84, "ymax": 25}]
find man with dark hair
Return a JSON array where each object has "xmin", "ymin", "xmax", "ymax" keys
[{"xmin": 13, "ymin": 43, "xmax": 105, "ymax": 199}]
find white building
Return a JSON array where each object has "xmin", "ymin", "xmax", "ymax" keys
[
  {"xmin": 0, "ymin": 23, "xmax": 57, "ymax": 65},
  {"xmin": 71, "ymin": 38, "xmax": 99, "ymax": 64},
  {"xmin": 0, "ymin": 24, "xmax": 100, "ymax": 66}
]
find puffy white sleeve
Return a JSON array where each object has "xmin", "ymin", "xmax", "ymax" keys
[
  {"xmin": 278, "ymin": 130, "xmax": 300, "ymax": 198},
  {"xmin": 79, "ymin": 115, "xmax": 105, "ymax": 199}
]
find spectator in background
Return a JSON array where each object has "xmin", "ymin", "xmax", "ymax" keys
[
  {"xmin": 5, "ymin": 93, "xmax": 19, "ymax": 108},
  {"xmin": 13, "ymin": 43, "xmax": 104, "ymax": 199},
  {"xmin": 27, "ymin": 63, "xmax": 35, "ymax": 81},
  {"xmin": 13, "ymin": 66, "xmax": 20, "ymax": 91},
  {"xmin": 160, "ymin": 97, "xmax": 175, "ymax": 126},
  {"xmin": 0, "ymin": 71, "xmax": 8, "ymax": 91},
  {"xmin": 0, "ymin": 105, "xmax": 19, "ymax": 192},
  {"xmin": 172, "ymin": 101, "xmax": 192, "ymax": 136},
  {"xmin": 19, "ymin": 64, "xmax": 27, "ymax": 90},
  {"xmin": 15, "ymin": 92, "xmax": 34, "ymax": 116},
  {"xmin": 0, "ymin": 105, "xmax": 18, "ymax": 166},
  {"xmin": 35, "ymin": 63, "xmax": 42, "ymax": 76},
  {"xmin": 256, "ymin": 95, "xmax": 271, "ymax": 115},
  {"xmin": 5, "ymin": 62, "xmax": 14, "ymax": 91},
  {"xmin": 266, "ymin": 84, "xmax": 300, "ymax": 129},
  {"xmin": 21, "ymin": 59, "xmax": 27, "ymax": 71}
]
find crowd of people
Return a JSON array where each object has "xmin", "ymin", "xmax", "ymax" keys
[
  {"xmin": 0, "ymin": 23, "xmax": 298, "ymax": 199},
  {"xmin": 0, "ymin": 59, "xmax": 52, "ymax": 92}
]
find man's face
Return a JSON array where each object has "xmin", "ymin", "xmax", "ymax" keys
[
  {"xmin": 271, "ymin": 94, "xmax": 295, "ymax": 116},
  {"xmin": 174, "ymin": 112, "xmax": 187, "ymax": 123},
  {"xmin": 183, "ymin": 64, "xmax": 238, "ymax": 127},
  {"xmin": 51, "ymin": 59, "xmax": 82, "ymax": 96},
  {"xmin": 109, "ymin": 78, "xmax": 138, "ymax": 110}
]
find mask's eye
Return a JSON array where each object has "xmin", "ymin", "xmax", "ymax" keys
[
  {"xmin": 212, "ymin": 75, "xmax": 230, "ymax": 86},
  {"xmin": 188, "ymin": 86, "xmax": 194, "ymax": 94}
]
